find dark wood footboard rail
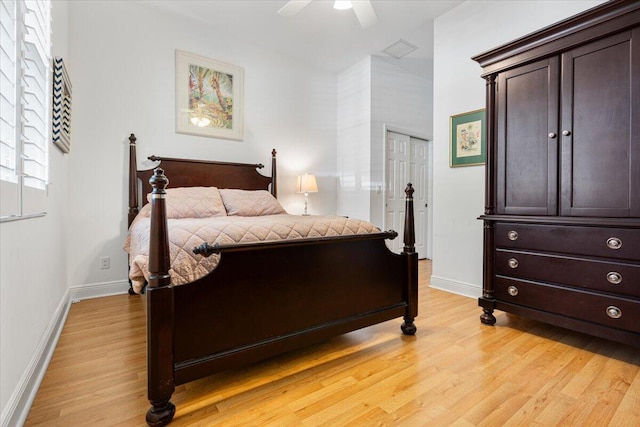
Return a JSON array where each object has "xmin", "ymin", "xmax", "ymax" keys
[
  {"xmin": 144, "ymin": 169, "xmax": 417, "ymax": 426},
  {"xmin": 193, "ymin": 230, "xmax": 400, "ymax": 256}
]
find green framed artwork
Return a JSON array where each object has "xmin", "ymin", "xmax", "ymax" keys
[{"xmin": 449, "ymin": 109, "xmax": 486, "ymax": 167}]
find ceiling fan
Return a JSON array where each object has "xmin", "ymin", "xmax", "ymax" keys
[{"xmin": 278, "ymin": 0, "xmax": 378, "ymax": 29}]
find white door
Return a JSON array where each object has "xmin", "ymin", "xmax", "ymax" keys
[{"xmin": 385, "ymin": 131, "xmax": 428, "ymax": 258}]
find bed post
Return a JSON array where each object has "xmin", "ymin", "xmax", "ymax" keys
[
  {"xmin": 128, "ymin": 133, "xmax": 139, "ymax": 227},
  {"xmin": 146, "ymin": 168, "xmax": 176, "ymax": 426},
  {"xmin": 271, "ymin": 148, "xmax": 277, "ymax": 197},
  {"xmin": 401, "ymin": 183, "xmax": 418, "ymax": 335}
]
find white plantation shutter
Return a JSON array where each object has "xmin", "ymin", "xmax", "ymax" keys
[
  {"xmin": 0, "ymin": 0, "xmax": 51, "ymax": 220},
  {"xmin": 0, "ymin": 0, "xmax": 19, "ymax": 216},
  {"xmin": 21, "ymin": 0, "xmax": 50, "ymax": 215}
]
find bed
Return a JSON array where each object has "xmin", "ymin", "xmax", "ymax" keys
[{"xmin": 125, "ymin": 133, "xmax": 419, "ymax": 426}]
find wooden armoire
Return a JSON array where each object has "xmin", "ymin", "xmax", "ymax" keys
[{"xmin": 473, "ymin": 0, "xmax": 640, "ymax": 347}]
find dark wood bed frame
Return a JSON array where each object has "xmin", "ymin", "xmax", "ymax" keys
[{"xmin": 127, "ymin": 134, "xmax": 419, "ymax": 426}]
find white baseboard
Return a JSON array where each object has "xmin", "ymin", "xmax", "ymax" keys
[
  {"xmin": 69, "ymin": 279, "xmax": 130, "ymax": 301},
  {"xmin": 1, "ymin": 290, "xmax": 70, "ymax": 427},
  {"xmin": 430, "ymin": 275, "xmax": 481, "ymax": 299}
]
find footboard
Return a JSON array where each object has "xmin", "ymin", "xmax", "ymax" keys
[
  {"xmin": 144, "ymin": 168, "xmax": 418, "ymax": 426},
  {"xmin": 175, "ymin": 234, "xmax": 409, "ymax": 384}
]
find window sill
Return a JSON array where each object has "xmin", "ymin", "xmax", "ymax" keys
[{"xmin": 1, "ymin": 213, "xmax": 46, "ymax": 223}]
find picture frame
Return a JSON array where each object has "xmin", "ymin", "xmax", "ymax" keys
[
  {"xmin": 449, "ymin": 109, "xmax": 486, "ymax": 167},
  {"xmin": 52, "ymin": 57, "xmax": 72, "ymax": 153},
  {"xmin": 175, "ymin": 50, "xmax": 244, "ymax": 141}
]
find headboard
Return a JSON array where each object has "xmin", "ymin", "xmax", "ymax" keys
[{"xmin": 128, "ymin": 133, "xmax": 277, "ymax": 226}]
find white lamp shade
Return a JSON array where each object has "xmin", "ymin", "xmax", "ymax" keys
[{"xmin": 296, "ymin": 174, "xmax": 318, "ymax": 193}]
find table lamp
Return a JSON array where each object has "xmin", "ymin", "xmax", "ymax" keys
[{"xmin": 296, "ymin": 173, "xmax": 318, "ymax": 215}]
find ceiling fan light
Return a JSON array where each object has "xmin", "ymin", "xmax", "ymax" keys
[{"xmin": 333, "ymin": 1, "xmax": 352, "ymax": 10}]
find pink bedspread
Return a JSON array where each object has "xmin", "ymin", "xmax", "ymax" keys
[{"xmin": 123, "ymin": 214, "xmax": 380, "ymax": 293}]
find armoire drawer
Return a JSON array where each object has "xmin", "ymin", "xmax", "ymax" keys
[
  {"xmin": 495, "ymin": 223, "xmax": 640, "ymax": 261},
  {"xmin": 495, "ymin": 277, "xmax": 640, "ymax": 334},
  {"xmin": 495, "ymin": 249, "xmax": 640, "ymax": 298}
]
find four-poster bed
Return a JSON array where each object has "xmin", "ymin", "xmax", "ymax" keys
[{"xmin": 125, "ymin": 134, "xmax": 419, "ymax": 425}]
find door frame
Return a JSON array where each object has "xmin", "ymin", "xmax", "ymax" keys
[{"xmin": 382, "ymin": 124, "xmax": 433, "ymax": 260}]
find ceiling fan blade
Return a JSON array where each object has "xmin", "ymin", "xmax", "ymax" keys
[
  {"xmin": 352, "ymin": 0, "xmax": 377, "ymax": 29},
  {"xmin": 277, "ymin": 0, "xmax": 313, "ymax": 17}
]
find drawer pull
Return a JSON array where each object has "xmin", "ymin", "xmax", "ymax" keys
[
  {"xmin": 507, "ymin": 230, "xmax": 518, "ymax": 241},
  {"xmin": 507, "ymin": 286, "xmax": 519, "ymax": 296},
  {"xmin": 508, "ymin": 258, "xmax": 519, "ymax": 269},
  {"xmin": 606, "ymin": 306, "xmax": 622, "ymax": 319},
  {"xmin": 606, "ymin": 237, "xmax": 622, "ymax": 250},
  {"xmin": 607, "ymin": 272, "xmax": 622, "ymax": 285}
]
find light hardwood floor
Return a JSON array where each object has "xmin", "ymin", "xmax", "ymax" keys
[{"xmin": 25, "ymin": 261, "xmax": 639, "ymax": 426}]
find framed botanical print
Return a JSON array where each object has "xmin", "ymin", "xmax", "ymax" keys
[{"xmin": 450, "ymin": 109, "xmax": 486, "ymax": 167}]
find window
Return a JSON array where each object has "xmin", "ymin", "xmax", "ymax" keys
[{"xmin": 0, "ymin": 0, "xmax": 51, "ymax": 221}]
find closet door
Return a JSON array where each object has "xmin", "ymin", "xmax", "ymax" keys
[
  {"xmin": 385, "ymin": 131, "xmax": 428, "ymax": 258},
  {"xmin": 560, "ymin": 29, "xmax": 640, "ymax": 217},
  {"xmin": 496, "ymin": 58, "xmax": 559, "ymax": 215}
]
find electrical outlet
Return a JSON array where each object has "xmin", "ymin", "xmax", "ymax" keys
[{"xmin": 100, "ymin": 256, "xmax": 110, "ymax": 269}]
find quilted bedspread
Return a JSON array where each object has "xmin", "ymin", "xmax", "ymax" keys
[{"xmin": 124, "ymin": 214, "xmax": 380, "ymax": 293}]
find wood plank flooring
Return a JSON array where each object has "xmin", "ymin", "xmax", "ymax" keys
[{"xmin": 25, "ymin": 261, "xmax": 639, "ymax": 426}]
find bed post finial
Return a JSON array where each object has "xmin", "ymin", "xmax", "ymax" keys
[
  {"xmin": 128, "ymin": 133, "xmax": 139, "ymax": 227},
  {"xmin": 146, "ymin": 167, "xmax": 176, "ymax": 426},
  {"xmin": 271, "ymin": 149, "xmax": 277, "ymax": 198},
  {"xmin": 401, "ymin": 183, "xmax": 418, "ymax": 336},
  {"xmin": 403, "ymin": 183, "xmax": 416, "ymax": 254}
]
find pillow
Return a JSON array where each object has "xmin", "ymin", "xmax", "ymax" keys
[
  {"xmin": 146, "ymin": 186, "xmax": 227, "ymax": 219},
  {"xmin": 219, "ymin": 189, "xmax": 286, "ymax": 216}
]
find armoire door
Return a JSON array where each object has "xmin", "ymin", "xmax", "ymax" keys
[
  {"xmin": 496, "ymin": 57, "xmax": 559, "ymax": 215},
  {"xmin": 560, "ymin": 29, "xmax": 640, "ymax": 218}
]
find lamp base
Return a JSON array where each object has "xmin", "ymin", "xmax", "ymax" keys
[{"xmin": 303, "ymin": 192, "xmax": 309, "ymax": 216}]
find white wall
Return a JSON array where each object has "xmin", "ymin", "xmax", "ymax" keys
[
  {"xmin": 370, "ymin": 55, "xmax": 432, "ymax": 228},
  {"xmin": 65, "ymin": 1, "xmax": 339, "ymax": 291},
  {"xmin": 0, "ymin": 1, "xmax": 70, "ymax": 422},
  {"xmin": 336, "ymin": 54, "xmax": 433, "ymax": 229},
  {"xmin": 336, "ymin": 57, "xmax": 371, "ymax": 220},
  {"xmin": 430, "ymin": 0, "xmax": 606, "ymax": 297}
]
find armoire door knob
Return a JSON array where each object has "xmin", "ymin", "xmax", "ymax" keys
[{"xmin": 562, "ymin": 130, "xmax": 571, "ymax": 136}]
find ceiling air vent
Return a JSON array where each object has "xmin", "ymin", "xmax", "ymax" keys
[{"xmin": 382, "ymin": 39, "xmax": 418, "ymax": 59}]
